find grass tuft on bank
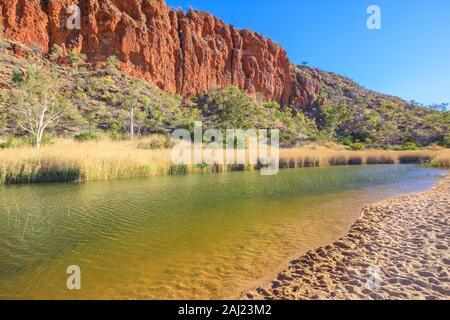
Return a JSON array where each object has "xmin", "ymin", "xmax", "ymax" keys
[{"xmin": 429, "ymin": 150, "xmax": 450, "ymax": 169}]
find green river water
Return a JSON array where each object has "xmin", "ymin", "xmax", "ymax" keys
[{"xmin": 0, "ymin": 164, "xmax": 446, "ymax": 299}]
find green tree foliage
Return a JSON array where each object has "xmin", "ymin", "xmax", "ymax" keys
[
  {"xmin": 72, "ymin": 73, "xmax": 183, "ymax": 138},
  {"xmin": 81, "ymin": 105, "xmax": 108, "ymax": 133},
  {"xmin": 106, "ymin": 55, "xmax": 120, "ymax": 75},
  {"xmin": 319, "ymin": 103, "xmax": 353, "ymax": 140},
  {"xmin": 74, "ymin": 131, "xmax": 99, "ymax": 142},
  {"xmin": 117, "ymin": 78, "xmax": 183, "ymax": 136},
  {"xmin": 200, "ymin": 85, "xmax": 260, "ymax": 130},
  {"xmin": 400, "ymin": 141, "xmax": 422, "ymax": 150},
  {"xmin": 12, "ymin": 68, "xmax": 25, "ymax": 85},
  {"xmin": 120, "ymin": 79, "xmax": 147, "ymax": 138},
  {"xmin": 68, "ymin": 50, "xmax": 82, "ymax": 68},
  {"xmin": 316, "ymin": 91, "xmax": 328, "ymax": 105},
  {"xmin": 191, "ymin": 86, "xmax": 318, "ymax": 144},
  {"xmin": 1, "ymin": 68, "xmax": 79, "ymax": 148},
  {"xmin": 262, "ymin": 101, "xmax": 281, "ymax": 110},
  {"xmin": 262, "ymin": 103, "xmax": 318, "ymax": 143},
  {"xmin": 444, "ymin": 134, "xmax": 450, "ymax": 148}
]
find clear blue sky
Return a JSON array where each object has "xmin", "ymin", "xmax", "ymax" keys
[{"xmin": 166, "ymin": 0, "xmax": 450, "ymax": 106}]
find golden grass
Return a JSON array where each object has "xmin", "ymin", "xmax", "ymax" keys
[
  {"xmin": 0, "ymin": 139, "xmax": 171, "ymax": 184},
  {"xmin": 279, "ymin": 147, "xmax": 436, "ymax": 168},
  {"xmin": 430, "ymin": 149, "xmax": 450, "ymax": 169},
  {"xmin": 0, "ymin": 139, "xmax": 448, "ymax": 184}
]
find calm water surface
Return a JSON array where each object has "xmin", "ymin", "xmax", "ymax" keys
[{"xmin": 0, "ymin": 165, "xmax": 446, "ymax": 299}]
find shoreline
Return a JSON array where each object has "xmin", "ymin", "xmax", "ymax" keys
[{"xmin": 242, "ymin": 173, "xmax": 450, "ymax": 300}]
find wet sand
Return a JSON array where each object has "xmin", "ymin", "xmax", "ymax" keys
[{"xmin": 243, "ymin": 174, "xmax": 450, "ymax": 300}]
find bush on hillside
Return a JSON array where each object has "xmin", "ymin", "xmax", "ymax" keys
[
  {"xmin": 137, "ymin": 135, "xmax": 175, "ymax": 150},
  {"xmin": 0, "ymin": 137, "xmax": 20, "ymax": 149},
  {"xmin": 400, "ymin": 141, "xmax": 422, "ymax": 151},
  {"xmin": 74, "ymin": 132, "xmax": 100, "ymax": 142},
  {"xmin": 350, "ymin": 142, "xmax": 366, "ymax": 150},
  {"xmin": 49, "ymin": 44, "xmax": 63, "ymax": 62}
]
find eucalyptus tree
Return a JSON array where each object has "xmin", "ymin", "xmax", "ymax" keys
[{"xmin": 2, "ymin": 68, "xmax": 77, "ymax": 149}]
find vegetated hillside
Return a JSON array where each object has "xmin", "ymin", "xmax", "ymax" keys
[
  {"xmin": 294, "ymin": 65, "xmax": 449, "ymax": 147},
  {"xmin": 0, "ymin": 47, "xmax": 447, "ymax": 149},
  {"xmin": 0, "ymin": 0, "xmax": 447, "ymax": 149}
]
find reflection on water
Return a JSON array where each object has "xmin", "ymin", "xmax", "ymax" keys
[{"xmin": 0, "ymin": 165, "xmax": 446, "ymax": 299}]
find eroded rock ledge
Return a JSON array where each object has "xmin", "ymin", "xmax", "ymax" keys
[{"xmin": 0, "ymin": 0, "xmax": 320, "ymax": 106}]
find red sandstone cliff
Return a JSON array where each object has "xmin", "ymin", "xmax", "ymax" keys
[{"xmin": 0, "ymin": 0, "xmax": 320, "ymax": 106}]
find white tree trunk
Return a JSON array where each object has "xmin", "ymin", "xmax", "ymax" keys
[
  {"xmin": 130, "ymin": 107, "xmax": 134, "ymax": 140},
  {"xmin": 36, "ymin": 115, "xmax": 45, "ymax": 149},
  {"xmin": 36, "ymin": 130, "xmax": 43, "ymax": 149}
]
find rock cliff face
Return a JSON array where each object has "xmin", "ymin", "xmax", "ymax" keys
[{"xmin": 0, "ymin": 0, "xmax": 321, "ymax": 106}]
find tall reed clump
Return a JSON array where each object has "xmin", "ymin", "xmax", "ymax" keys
[
  {"xmin": 0, "ymin": 139, "xmax": 257, "ymax": 184},
  {"xmin": 430, "ymin": 150, "xmax": 450, "ymax": 169},
  {"xmin": 0, "ymin": 140, "xmax": 169, "ymax": 184},
  {"xmin": 279, "ymin": 148, "xmax": 435, "ymax": 169}
]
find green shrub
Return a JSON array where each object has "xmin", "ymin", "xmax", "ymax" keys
[
  {"xmin": 49, "ymin": 44, "xmax": 63, "ymax": 62},
  {"xmin": 350, "ymin": 142, "xmax": 365, "ymax": 150},
  {"xmin": 263, "ymin": 101, "xmax": 281, "ymax": 110},
  {"xmin": 25, "ymin": 134, "xmax": 54, "ymax": 146},
  {"xmin": 74, "ymin": 132, "xmax": 100, "ymax": 142},
  {"xmin": 68, "ymin": 51, "xmax": 82, "ymax": 68},
  {"xmin": 107, "ymin": 130, "xmax": 128, "ymax": 141},
  {"xmin": 12, "ymin": 69, "xmax": 25, "ymax": 85},
  {"xmin": 443, "ymin": 135, "xmax": 450, "ymax": 148},
  {"xmin": 400, "ymin": 141, "xmax": 422, "ymax": 151},
  {"xmin": 0, "ymin": 137, "xmax": 20, "ymax": 149},
  {"xmin": 0, "ymin": 136, "xmax": 54, "ymax": 148},
  {"xmin": 309, "ymin": 130, "xmax": 328, "ymax": 142},
  {"xmin": 137, "ymin": 136, "xmax": 175, "ymax": 150},
  {"xmin": 106, "ymin": 55, "xmax": 120, "ymax": 74},
  {"xmin": 340, "ymin": 136, "xmax": 365, "ymax": 150},
  {"xmin": 198, "ymin": 85, "xmax": 260, "ymax": 130},
  {"xmin": 317, "ymin": 91, "xmax": 328, "ymax": 104},
  {"xmin": 340, "ymin": 136, "xmax": 353, "ymax": 147}
]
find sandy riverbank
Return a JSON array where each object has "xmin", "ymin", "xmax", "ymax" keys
[{"xmin": 243, "ymin": 174, "xmax": 450, "ymax": 300}]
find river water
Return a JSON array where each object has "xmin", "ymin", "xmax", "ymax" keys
[{"xmin": 0, "ymin": 165, "xmax": 446, "ymax": 299}]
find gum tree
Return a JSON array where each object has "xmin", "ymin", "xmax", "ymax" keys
[
  {"xmin": 319, "ymin": 103, "xmax": 354, "ymax": 140},
  {"xmin": 121, "ymin": 79, "xmax": 148, "ymax": 139},
  {"xmin": 3, "ymin": 69, "xmax": 76, "ymax": 149}
]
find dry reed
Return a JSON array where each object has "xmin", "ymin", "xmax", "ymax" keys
[
  {"xmin": 429, "ymin": 149, "xmax": 450, "ymax": 169},
  {"xmin": 0, "ymin": 139, "xmax": 448, "ymax": 184}
]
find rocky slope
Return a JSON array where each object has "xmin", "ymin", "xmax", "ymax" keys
[{"xmin": 0, "ymin": 0, "xmax": 320, "ymax": 107}]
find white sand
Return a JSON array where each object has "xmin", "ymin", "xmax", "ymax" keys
[{"xmin": 243, "ymin": 175, "xmax": 450, "ymax": 300}]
